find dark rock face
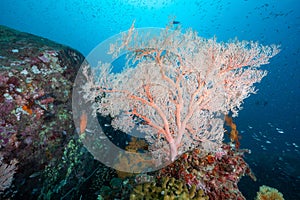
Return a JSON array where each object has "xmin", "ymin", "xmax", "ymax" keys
[{"xmin": 0, "ymin": 25, "xmax": 84, "ymax": 197}]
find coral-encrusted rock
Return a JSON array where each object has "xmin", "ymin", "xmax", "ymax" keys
[
  {"xmin": 157, "ymin": 145, "xmax": 256, "ymax": 200},
  {"xmin": 0, "ymin": 25, "xmax": 84, "ymax": 196}
]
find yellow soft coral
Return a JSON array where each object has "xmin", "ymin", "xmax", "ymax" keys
[
  {"xmin": 115, "ymin": 137, "xmax": 150, "ymax": 179},
  {"xmin": 125, "ymin": 137, "xmax": 148, "ymax": 152},
  {"xmin": 255, "ymin": 185, "xmax": 284, "ymax": 200}
]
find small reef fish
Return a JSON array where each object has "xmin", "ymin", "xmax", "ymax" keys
[{"xmin": 172, "ymin": 20, "xmax": 180, "ymax": 24}]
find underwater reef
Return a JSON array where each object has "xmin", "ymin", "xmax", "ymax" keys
[
  {"xmin": 0, "ymin": 25, "xmax": 87, "ymax": 198},
  {"xmin": 0, "ymin": 26, "xmax": 285, "ymax": 200}
]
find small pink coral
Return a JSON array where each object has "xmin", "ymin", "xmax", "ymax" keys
[{"xmin": 38, "ymin": 54, "xmax": 50, "ymax": 63}]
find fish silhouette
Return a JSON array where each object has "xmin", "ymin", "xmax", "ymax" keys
[{"xmin": 172, "ymin": 20, "xmax": 180, "ymax": 24}]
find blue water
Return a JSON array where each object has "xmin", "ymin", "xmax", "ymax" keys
[{"xmin": 1, "ymin": 0, "xmax": 299, "ymax": 199}]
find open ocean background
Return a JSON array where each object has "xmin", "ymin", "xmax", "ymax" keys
[{"xmin": 0, "ymin": 0, "xmax": 299, "ymax": 199}]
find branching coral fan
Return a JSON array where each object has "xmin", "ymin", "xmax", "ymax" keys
[
  {"xmin": 82, "ymin": 22, "xmax": 279, "ymax": 163},
  {"xmin": 0, "ymin": 153, "xmax": 18, "ymax": 193}
]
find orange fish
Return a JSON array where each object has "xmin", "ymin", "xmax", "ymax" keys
[
  {"xmin": 79, "ymin": 111, "xmax": 87, "ymax": 134},
  {"xmin": 225, "ymin": 114, "xmax": 241, "ymax": 149}
]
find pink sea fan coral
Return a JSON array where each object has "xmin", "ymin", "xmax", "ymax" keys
[{"xmin": 81, "ymin": 23, "xmax": 280, "ymax": 162}]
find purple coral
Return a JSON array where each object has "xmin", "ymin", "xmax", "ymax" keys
[
  {"xmin": 0, "ymin": 100, "xmax": 15, "ymax": 117},
  {"xmin": 0, "ymin": 120, "xmax": 16, "ymax": 147}
]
